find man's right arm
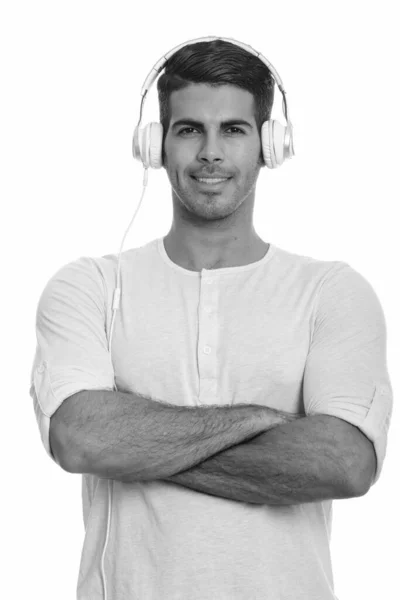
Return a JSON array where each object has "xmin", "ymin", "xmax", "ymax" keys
[{"xmin": 50, "ymin": 389, "xmax": 297, "ymax": 481}]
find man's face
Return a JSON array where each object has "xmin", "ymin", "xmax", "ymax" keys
[{"xmin": 163, "ymin": 83, "xmax": 264, "ymax": 221}]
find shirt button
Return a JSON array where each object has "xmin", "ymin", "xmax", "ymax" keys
[
  {"xmin": 203, "ymin": 346, "xmax": 211, "ymax": 354},
  {"xmin": 204, "ymin": 306, "xmax": 212, "ymax": 313},
  {"xmin": 205, "ymin": 279, "xmax": 213, "ymax": 285}
]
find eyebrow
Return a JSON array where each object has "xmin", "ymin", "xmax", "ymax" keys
[{"xmin": 171, "ymin": 118, "xmax": 254, "ymax": 131}]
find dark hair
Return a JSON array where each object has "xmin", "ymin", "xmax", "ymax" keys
[{"xmin": 156, "ymin": 39, "xmax": 275, "ymax": 159}]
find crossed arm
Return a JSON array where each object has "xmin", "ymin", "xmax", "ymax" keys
[
  {"xmin": 57, "ymin": 389, "xmax": 377, "ymax": 506},
  {"xmin": 162, "ymin": 414, "xmax": 377, "ymax": 505}
]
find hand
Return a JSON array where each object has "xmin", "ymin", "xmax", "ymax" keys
[
  {"xmin": 280, "ymin": 410, "xmax": 304, "ymax": 423},
  {"xmin": 267, "ymin": 408, "xmax": 304, "ymax": 427},
  {"xmin": 253, "ymin": 406, "xmax": 304, "ymax": 435}
]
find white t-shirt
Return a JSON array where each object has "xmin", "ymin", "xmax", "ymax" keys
[{"xmin": 30, "ymin": 237, "xmax": 393, "ymax": 600}]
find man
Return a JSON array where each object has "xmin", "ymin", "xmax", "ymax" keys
[{"xmin": 30, "ymin": 39, "xmax": 393, "ymax": 600}]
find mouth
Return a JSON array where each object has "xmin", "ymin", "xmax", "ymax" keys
[{"xmin": 191, "ymin": 176, "xmax": 232, "ymax": 188}]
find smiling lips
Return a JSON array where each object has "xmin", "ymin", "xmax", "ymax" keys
[
  {"xmin": 192, "ymin": 176, "xmax": 231, "ymax": 186},
  {"xmin": 197, "ymin": 177, "xmax": 228, "ymax": 184}
]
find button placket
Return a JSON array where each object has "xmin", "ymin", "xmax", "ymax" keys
[{"xmin": 198, "ymin": 273, "xmax": 219, "ymax": 402}]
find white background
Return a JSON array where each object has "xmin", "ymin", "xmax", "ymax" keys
[{"xmin": 1, "ymin": 1, "xmax": 398, "ymax": 598}]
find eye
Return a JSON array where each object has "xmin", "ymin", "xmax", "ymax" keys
[
  {"xmin": 178, "ymin": 127, "xmax": 198, "ymax": 135},
  {"xmin": 227, "ymin": 127, "xmax": 245, "ymax": 134}
]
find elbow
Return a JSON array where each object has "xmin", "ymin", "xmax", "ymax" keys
[
  {"xmin": 49, "ymin": 414, "xmax": 84, "ymax": 474},
  {"xmin": 346, "ymin": 430, "xmax": 378, "ymax": 497}
]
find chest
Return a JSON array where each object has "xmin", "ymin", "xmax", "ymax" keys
[{"xmin": 109, "ymin": 275, "xmax": 313, "ymax": 412}]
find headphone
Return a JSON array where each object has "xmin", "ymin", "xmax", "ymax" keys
[
  {"xmin": 132, "ymin": 35, "xmax": 294, "ymax": 170},
  {"xmin": 100, "ymin": 35, "xmax": 295, "ymax": 600}
]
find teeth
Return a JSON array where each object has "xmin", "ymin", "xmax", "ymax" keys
[{"xmin": 196, "ymin": 178, "xmax": 228, "ymax": 183}]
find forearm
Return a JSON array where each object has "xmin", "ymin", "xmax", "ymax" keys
[
  {"xmin": 58, "ymin": 389, "xmax": 286, "ymax": 480},
  {"xmin": 163, "ymin": 415, "xmax": 354, "ymax": 505}
]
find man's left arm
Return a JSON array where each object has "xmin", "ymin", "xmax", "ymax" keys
[
  {"xmin": 162, "ymin": 263, "xmax": 389, "ymax": 505},
  {"xmin": 162, "ymin": 414, "xmax": 377, "ymax": 505}
]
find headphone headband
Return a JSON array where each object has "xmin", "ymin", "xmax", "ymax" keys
[{"xmin": 136, "ymin": 35, "xmax": 291, "ymax": 130}]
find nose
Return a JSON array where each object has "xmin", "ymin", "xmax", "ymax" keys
[{"xmin": 197, "ymin": 131, "xmax": 224, "ymax": 163}]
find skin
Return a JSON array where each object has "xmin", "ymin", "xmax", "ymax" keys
[{"xmin": 162, "ymin": 83, "xmax": 270, "ymax": 272}]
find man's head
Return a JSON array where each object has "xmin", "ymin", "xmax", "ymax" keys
[
  {"xmin": 157, "ymin": 40, "xmax": 275, "ymax": 161},
  {"xmin": 156, "ymin": 39, "xmax": 275, "ymax": 224}
]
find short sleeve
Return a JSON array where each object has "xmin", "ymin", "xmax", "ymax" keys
[
  {"xmin": 29, "ymin": 256, "xmax": 116, "ymax": 462},
  {"xmin": 303, "ymin": 262, "xmax": 393, "ymax": 485}
]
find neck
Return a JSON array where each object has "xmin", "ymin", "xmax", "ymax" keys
[{"xmin": 163, "ymin": 229, "xmax": 269, "ymax": 272}]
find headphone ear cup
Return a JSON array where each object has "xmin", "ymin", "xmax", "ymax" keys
[
  {"xmin": 132, "ymin": 122, "xmax": 163, "ymax": 169},
  {"xmin": 140, "ymin": 123, "xmax": 153, "ymax": 169},
  {"xmin": 261, "ymin": 120, "xmax": 287, "ymax": 168},
  {"xmin": 148, "ymin": 122, "xmax": 164, "ymax": 169},
  {"xmin": 132, "ymin": 125, "xmax": 142, "ymax": 162}
]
